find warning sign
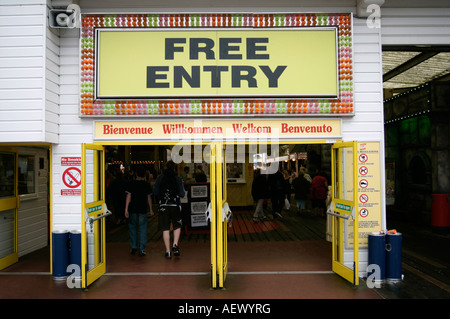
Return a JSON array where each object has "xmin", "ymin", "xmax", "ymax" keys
[
  {"xmin": 61, "ymin": 157, "xmax": 81, "ymax": 196},
  {"xmin": 359, "ymin": 166, "xmax": 368, "ymax": 175},
  {"xmin": 356, "ymin": 142, "xmax": 382, "ymax": 245},
  {"xmin": 359, "ymin": 179, "xmax": 368, "ymax": 188},
  {"xmin": 359, "ymin": 194, "xmax": 369, "ymax": 203},
  {"xmin": 63, "ymin": 167, "xmax": 81, "ymax": 188},
  {"xmin": 359, "ymin": 208, "xmax": 369, "ymax": 218},
  {"xmin": 359, "ymin": 154, "xmax": 368, "ymax": 163}
]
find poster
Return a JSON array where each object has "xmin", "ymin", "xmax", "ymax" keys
[
  {"xmin": 61, "ymin": 157, "xmax": 81, "ymax": 196},
  {"xmin": 357, "ymin": 142, "xmax": 382, "ymax": 246}
]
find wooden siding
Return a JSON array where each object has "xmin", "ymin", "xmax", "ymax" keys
[
  {"xmin": 17, "ymin": 146, "xmax": 49, "ymax": 257},
  {"xmin": 0, "ymin": 1, "xmax": 46, "ymax": 142},
  {"xmin": 342, "ymin": 17, "xmax": 384, "ymax": 142},
  {"xmin": 0, "ymin": 0, "xmax": 60, "ymax": 143},
  {"xmin": 381, "ymin": 7, "xmax": 450, "ymax": 45}
]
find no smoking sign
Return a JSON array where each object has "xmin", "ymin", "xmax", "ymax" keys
[
  {"xmin": 63, "ymin": 167, "xmax": 81, "ymax": 188},
  {"xmin": 61, "ymin": 157, "xmax": 81, "ymax": 196}
]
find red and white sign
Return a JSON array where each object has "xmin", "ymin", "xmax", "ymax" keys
[
  {"xmin": 359, "ymin": 179, "xmax": 368, "ymax": 188},
  {"xmin": 359, "ymin": 208, "xmax": 369, "ymax": 218},
  {"xmin": 359, "ymin": 166, "xmax": 368, "ymax": 175},
  {"xmin": 61, "ymin": 157, "xmax": 81, "ymax": 196},
  {"xmin": 359, "ymin": 194, "xmax": 369, "ymax": 203},
  {"xmin": 359, "ymin": 154, "xmax": 368, "ymax": 163}
]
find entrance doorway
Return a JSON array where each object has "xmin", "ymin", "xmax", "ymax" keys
[{"xmin": 101, "ymin": 142, "xmax": 337, "ymax": 288}]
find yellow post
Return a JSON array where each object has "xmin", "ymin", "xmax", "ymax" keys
[{"xmin": 210, "ymin": 144, "xmax": 217, "ymax": 288}]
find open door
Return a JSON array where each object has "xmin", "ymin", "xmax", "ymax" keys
[
  {"xmin": 330, "ymin": 141, "xmax": 359, "ymax": 285},
  {"xmin": 209, "ymin": 142, "xmax": 231, "ymax": 289},
  {"xmin": 81, "ymin": 144, "xmax": 110, "ymax": 288},
  {"xmin": 0, "ymin": 148, "xmax": 19, "ymax": 270}
]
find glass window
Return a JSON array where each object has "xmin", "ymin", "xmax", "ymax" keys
[
  {"xmin": 0, "ymin": 152, "xmax": 15, "ymax": 198},
  {"xmin": 18, "ymin": 155, "xmax": 35, "ymax": 196}
]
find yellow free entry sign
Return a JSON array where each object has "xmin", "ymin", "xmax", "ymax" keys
[{"xmin": 96, "ymin": 29, "xmax": 338, "ymax": 99}]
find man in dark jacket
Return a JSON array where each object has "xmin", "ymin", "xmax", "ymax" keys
[
  {"xmin": 251, "ymin": 169, "xmax": 269, "ymax": 222},
  {"xmin": 268, "ymin": 166, "xmax": 285, "ymax": 219},
  {"xmin": 125, "ymin": 166, "xmax": 154, "ymax": 256},
  {"xmin": 153, "ymin": 161, "xmax": 186, "ymax": 259}
]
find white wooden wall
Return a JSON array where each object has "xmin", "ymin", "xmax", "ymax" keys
[
  {"xmin": 381, "ymin": 7, "xmax": 450, "ymax": 46},
  {"xmin": 17, "ymin": 147, "xmax": 49, "ymax": 257},
  {"xmin": 0, "ymin": 0, "xmax": 59, "ymax": 143},
  {"xmin": 0, "ymin": 1, "xmax": 51, "ymax": 257}
]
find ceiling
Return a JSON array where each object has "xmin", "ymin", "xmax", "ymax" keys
[{"xmin": 382, "ymin": 47, "xmax": 450, "ymax": 95}]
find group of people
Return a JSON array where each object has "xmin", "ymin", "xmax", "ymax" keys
[
  {"xmin": 251, "ymin": 165, "xmax": 329, "ymax": 222},
  {"xmin": 107, "ymin": 161, "xmax": 185, "ymax": 258},
  {"xmin": 107, "ymin": 160, "xmax": 329, "ymax": 257},
  {"xmin": 180, "ymin": 165, "xmax": 207, "ymax": 183}
]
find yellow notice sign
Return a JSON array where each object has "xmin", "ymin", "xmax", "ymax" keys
[
  {"xmin": 94, "ymin": 119, "xmax": 341, "ymax": 140},
  {"xmin": 356, "ymin": 142, "xmax": 382, "ymax": 246},
  {"xmin": 96, "ymin": 29, "xmax": 337, "ymax": 99}
]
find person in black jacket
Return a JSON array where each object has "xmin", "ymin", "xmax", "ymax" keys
[
  {"xmin": 125, "ymin": 166, "xmax": 154, "ymax": 256},
  {"xmin": 153, "ymin": 160, "xmax": 186, "ymax": 259},
  {"xmin": 251, "ymin": 169, "xmax": 269, "ymax": 223},
  {"xmin": 292, "ymin": 169, "xmax": 312, "ymax": 214},
  {"xmin": 268, "ymin": 165, "xmax": 285, "ymax": 219}
]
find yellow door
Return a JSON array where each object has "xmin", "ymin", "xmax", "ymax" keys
[
  {"xmin": 330, "ymin": 141, "xmax": 359, "ymax": 285},
  {"xmin": 209, "ymin": 142, "xmax": 230, "ymax": 289},
  {"xmin": 209, "ymin": 143, "xmax": 217, "ymax": 288},
  {"xmin": 81, "ymin": 144, "xmax": 109, "ymax": 288},
  {"xmin": 0, "ymin": 148, "xmax": 19, "ymax": 270}
]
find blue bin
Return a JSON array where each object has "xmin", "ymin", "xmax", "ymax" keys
[
  {"xmin": 386, "ymin": 233, "xmax": 402, "ymax": 281},
  {"xmin": 69, "ymin": 230, "xmax": 81, "ymax": 270},
  {"xmin": 367, "ymin": 233, "xmax": 386, "ymax": 281},
  {"xmin": 52, "ymin": 230, "xmax": 69, "ymax": 279}
]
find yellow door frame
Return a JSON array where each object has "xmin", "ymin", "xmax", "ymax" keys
[
  {"xmin": 0, "ymin": 147, "xmax": 19, "ymax": 270},
  {"xmin": 87, "ymin": 138, "xmax": 360, "ymax": 287},
  {"xmin": 330, "ymin": 141, "xmax": 359, "ymax": 285},
  {"xmin": 209, "ymin": 143, "xmax": 218, "ymax": 288},
  {"xmin": 81, "ymin": 143, "xmax": 108, "ymax": 288},
  {"xmin": 211, "ymin": 142, "xmax": 229, "ymax": 289}
]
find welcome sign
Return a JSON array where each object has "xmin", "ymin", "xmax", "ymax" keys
[
  {"xmin": 96, "ymin": 29, "xmax": 338, "ymax": 99},
  {"xmin": 94, "ymin": 119, "xmax": 341, "ymax": 140}
]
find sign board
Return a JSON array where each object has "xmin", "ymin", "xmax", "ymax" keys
[
  {"xmin": 96, "ymin": 29, "xmax": 338, "ymax": 99},
  {"xmin": 61, "ymin": 157, "xmax": 81, "ymax": 196},
  {"xmin": 94, "ymin": 119, "xmax": 341, "ymax": 140},
  {"xmin": 356, "ymin": 142, "xmax": 382, "ymax": 245},
  {"xmin": 80, "ymin": 13, "xmax": 355, "ymax": 117}
]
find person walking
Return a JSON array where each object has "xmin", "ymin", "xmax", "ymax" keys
[
  {"xmin": 153, "ymin": 160, "xmax": 186, "ymax": 259},
  {"xmin": 268, "ymin": 165, "xmax": 285, "ymax": 219},
  {"xmin": 125, "ymin": 166, "xmax": 154, "ymax": 256},
  {"xmin": 251, "ymin": 169, "xmax": 269, "ymax": 223},
  {"xmin": 310, "ymin": 170, "xmax": 328, "ymax": 217},
  {"xmin": 292, "ymin": 168, "xmax": 312, "ymax": 213}
]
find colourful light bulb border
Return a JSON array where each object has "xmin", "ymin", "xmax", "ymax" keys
[{"xmin": 80, "ymin": 13, "xmax": 353, "ymax": 116}]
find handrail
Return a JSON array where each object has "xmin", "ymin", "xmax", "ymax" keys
[
  {"xmin": 326, "ymin": 211, "xmax": 351, "ymax": 220},
  {"xmin": 88, "ymin": 210, "xmax": 112, "ymax": 224},
  {"xmin": 326, "ymin": 202, "xmax": 355, "ymax": 220}
]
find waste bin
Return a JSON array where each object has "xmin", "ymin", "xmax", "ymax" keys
[
  {"xmin": 367, "ymin": 233, "xmax": 386, "ymax": 282},
  {"xmin": 52, "ymin": 230, "xmax": 69, "ymax": 280},
  {"xmin": 386, "ymin": 233, "xmax": 402, "ymax": 282},
  {"xmin": 431, "ymin": 194, "xmax": 450, "ymax": 230},
  {"xmin": 69, "ymin": 230, "xmax": 81, "ymax": 270}
]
